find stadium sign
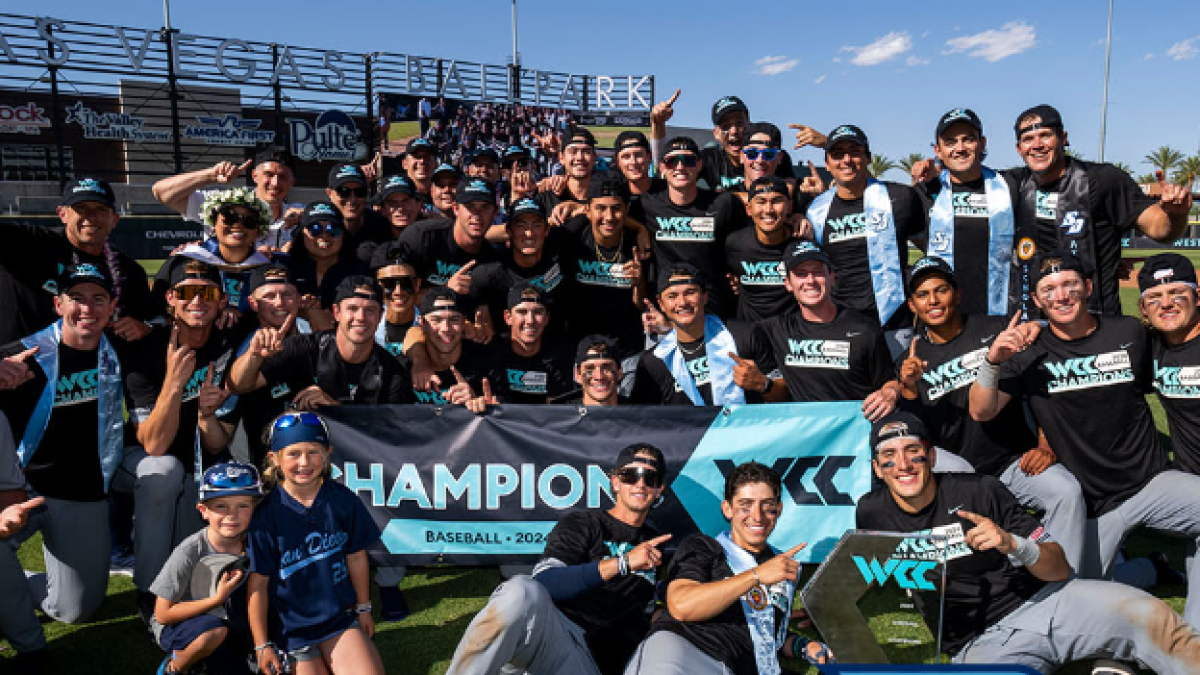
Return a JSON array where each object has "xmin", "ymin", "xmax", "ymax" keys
[
  {"xmin": 0, "ymin": 101, "xmax": 50, "ymax": 134},
  {"xmin": 181, "ymin": 114, "xmax": 276, "ymax": 146},
  {"xmin": 63, "ymin": 102, "xmax": 172, "ymax": 142},
  {"xmin": 286, "ymin": 110, "xmax": 368, "ymax": 162}
]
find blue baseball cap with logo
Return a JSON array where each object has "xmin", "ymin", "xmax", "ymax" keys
[
  {"xmin": 301, "ymin": 201, "xmax": 344, "ymax": 228},
  {"xmin": 907, "ymin": 256, "xmax": 958, "ymax": 295},
  {"xmin": 456, "ymin": 178, "xmax": 497, "ymax": 205},
  {"xmin": 432, "ymin": 163, "xmax": 461, "ymax": 180},
  {"xmin": 61, "ymin": 178, "xmax": 116, "ymax": 209},
  {"xmin": 935, "ymin": 108, "xmax": 983, "ymax": 139},
  {"xmin": 503, "ymin": 145, "xmax": 531, "ymax": 164},
  {"xmin": 507, "ymin": 197, "xmax": 545, "ymax": 221},
  {"xmin": 826, "ymin": 124, "xmax": 870, "ymax": 154},
  {"xmin": 378, "ymin": 174, "xmax": 416, "ymax": 200},
  {"xmin": 58, "ymin": 261, "xmax": 114, "ymax": 296},
  {"xmin": 327, "ymin": 163, "xmax": 367, "ymax": 189},
  {"xmin": 407, "ymin": 137, "xmax": 435, "ymax": 156},
  {"xmin": 199, "ymin": 462, "xmax": 263, "ymax": 501},
  {"xmin": 783, "ymin": 240, "xmax": 832, "ymax": 273},
  {"xmin": 471, "ymin": 147, "xmax": 500, "ymax": 164}
]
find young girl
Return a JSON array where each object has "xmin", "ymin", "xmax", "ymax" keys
[{"xmin": 247, "ymin": 412, "xmax": 385, "ymax": 675}]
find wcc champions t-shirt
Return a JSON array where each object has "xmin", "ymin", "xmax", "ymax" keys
[{"xmin": 1151, "ymin": 332, "xmax": 1200, "ymax": 476}]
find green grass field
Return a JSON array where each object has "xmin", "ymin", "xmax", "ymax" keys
[{"xmin": 2, "ymin": 249, "xmax": 1194, "ymax": 672}]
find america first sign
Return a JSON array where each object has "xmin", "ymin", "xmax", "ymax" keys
[{"xmin": 0, "ymin": 14, "xmax": 652, "ymax": 110}]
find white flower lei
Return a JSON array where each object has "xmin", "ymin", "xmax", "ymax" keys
[{"xmin": 200, "ymin": 187, "xmax": 272, "ymax": 229}]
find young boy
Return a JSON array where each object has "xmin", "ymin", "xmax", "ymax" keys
[{"xmin": 149, "ymin": 462, "xmax": 264, "ymax": 674}]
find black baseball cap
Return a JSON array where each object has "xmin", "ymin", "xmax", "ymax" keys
[
  {"xmin": 826, "ymin": 124, "xmax": 870, "ymax": 153},
  {"xmin": 301, "ymin": 201, "xmax": 344, "ymax": 228},
  {"xmin": 58, "ymin": 261, "xmax": 113, "ymax": 296},
  {"xmin": 663, "ymin": 136, "xmax": 701, "ymax": 156},
  {"xmin": 502, "ymin": 145, "xmax": 531, "ymax": 164},
  {"xmin": 747, "ymin": 176, "xmax": 789, "ymax": 200},
  {"xmin": 711, "ymin": 95, "xmax": 748, "ymax": 125},
  {"xmin": 432, "ymin": 163, "xmax": 461, "ymax": 180},
  {"xmin": 507, "ymin": 197, "xmax": 545, "ymax": 221},
  {"xmin": 506, "ymin": 283, "xmax": 548, "ymax": 310},
  {"xmin": 418, "ymin": 286, "xmax": 466, "ymax": 316},
  {"xmin": 471, "ymin": 147, "xmax": 500, "ymax": 164},
  {"xmin": 456, "ymin": 178, "xmax": 497, "ymax": 205},
  {"xmin": 614, "ymin": 130, "xmax": 650, "ymax": 154},
  {"xmin": 907, "ymin": 256, "xmax": 958, "ymax": 295},
  {"xmin": 612, "ymin": 443, "xmax": 667, "ymax": 477},
  {"xmin": 254, "ymin": 145, "xmax": 294, "ymax": 171},
  {"xmin": 61, "ymin": 178, "xmax": 116, "ymax": 209},
  {"xmin": 657, "ymin": 262, "xmax": 707, "ymax": 294},
  {"xmin": 575, "ymin": 335, "xmax": 621, "ymax": 367},
  {"xmin": 744, "ymin": 122, "xmax": 782, "ymax": 148},
  {"xmin": 783, "ymin": 240, "xmax": 831, "ymax": 273},
  {"xmin": 378, "ymin": 174, "xmax": 416, "ymax": 200},
  {"xmin": 1014, "ymin": 104, "xmax": 1064, "ymax": 139},
  {"xmin": 328, "ymin": 163, "xmax": 367, "ymax": 189},
  {"xmin": 1031, "ymin": 249, "xmax": 1088, "ymax": 287},
  {"xmin": 333, "ymin": 275, "xmax": 382, "ymax": 305},
  {"xmin": 870, "ymin": 410, "xmax": 929, "ymax": 454},
  {"xmin": 1138, "ymin": 253, "xmax": 1198, "ymax": 293},
  {"xmin": 246, "ymin": 263, "xmax": 300, "ymax": 296},
  {"xmin": 586, "ymin": 175, "xmax": 631, "ymax": 202},
  {"xmin": 168, "ymin": 259, "xmax": 222, "ymax": 288},
  {"xmin": 935, "ymin": 108, "xmax": 983, "ymax": 139},
  {"xmin": 407, "ymin": 138, "xmax": 435, "ymax": 155},
  {"xmin": 563, "ymin": 126, "xmax": 596, "ymax": 148}
]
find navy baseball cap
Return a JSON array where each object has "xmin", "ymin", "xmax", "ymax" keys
[
  {"xmin": 783, "ymin": 240, "xmax": 831, "ymax": 273},
  {"xmin": 378, "ymin": 174, "xmax": 416, "ymax": 200},
  {"xmin": 61, "ymin": 178, "xmax": 116, "ymax": 209},
  {"xmin": 432, "ymin": 163, "xmax": 461, "ymax": 180},
  {"xmin": 870, "ymin": 411, "xmax": 929, "ymax": 454},
  {"xmin": 936, "ymin": 108, "xmax": 983, "ymax": 139},
  {"xmin": 907, "ymin": 256, "xmax": 958, "ymax": 295},
  {"xmin": 456, "ymin": 178, "xmax": 497, "ymax": 205},
  {"xmin": 199, "ymin": 462, "xmax": 263, "ymax": 501},
  {"xmin": 1138, "ymin": 253, "xmax": 1198, "ymax": 293},
  {"xmin": 826, "ymin": 124, "xmax": 870, "ymax": 153},
  {"xmin": 407, "ymin": 137, "xmax": 435, "ymax": 155},
  {"xmin": 332, "ymin": 275, "xmax": 382, "ymax": 305},
  {"xmin": 301, "ymin": 201, "xmax": 344, "ymax": 228},
  {"xmin": 507, "ymin": 283, "xmax": 548, "ymax": 310},
  {"xmin": 502, "ymin": 145, "xmax": 531, "ymax": 164},
  {"xmin": 471, "ymin": 147, "xmax": 500, "ymax": 164},
  {"xmin": 419, "ymin": 286, "xmax": 466, "ymax": 316},
  {"xmin": 268, "ymin": 412, "xmax": 331, "ymax": 453},
  {"xmin": 58, "ymin": 261, "xmax": 113, "ymax": 296},
  {"xmin": 508, "ymin": 197, "xmax": 545, "ymax": 221},
  {"xmin": 711, "ymin": 95, "xmax": 748, "ymax": 125},
  {"xmin": 328, "ymin": 163, "xmax": 367, "ymax": 189},
  {"xmin": 575, "ymin": 335, "xmax": 621, "ymax": 367}
]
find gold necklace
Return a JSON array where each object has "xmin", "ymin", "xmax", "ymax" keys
[{"xmin": 593, "ymin": 228, "xmax": 624, "ymax": 264}]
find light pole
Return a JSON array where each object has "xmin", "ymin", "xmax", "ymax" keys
[{"xmin": 1098, "ymin": 0, "xmax": 1114, "ymax": 162}]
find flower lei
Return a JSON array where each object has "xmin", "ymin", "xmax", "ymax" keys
[
  {"xmin": 199, "ymin": 187, "xmax": 272, "ymax": 230},
  {"xmin": 101, "ymin": 241, "xmax": 124, "ymax": 317}
]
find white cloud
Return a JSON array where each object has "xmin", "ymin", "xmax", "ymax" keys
[
  {"xmin": 1143, "ymin": 52, "xmax": 1155, "ymax": 61},
  {"xmin": 943, "ymin": 21, "xmax": 1036, "ymax": 62},
  {"xmin": 842, "ymin": 31, "xmax": 912, "ymax": 66},
  {"xmin": 832, "ymin": 56, "xmax": 842, "ymax": 63},
  {"xmin": 905, "ymin": 55, "xmax": 930, "ymax": 66},
  {"xmin": 754, "ymin": 55, "xmax": 800, "ymax": 76},
  {"xmin": 1167, "ymin": 36, "xmax": 1199, "ymax": 60},
  {"xmin": 921, "ymin": 31, "xmax": 930, "ymax": 39},
  {"xmin": 814, "ymin": 74, "xmax": 827, "ymax": 84}
]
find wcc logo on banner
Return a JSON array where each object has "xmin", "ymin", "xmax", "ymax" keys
[
  {"xmin": 322, "ymin": 402, "xmax": 871, "ymax": 565},
  {"xmin": 286, "ymin": 110, "xmax": 368, "ymax": 162}
]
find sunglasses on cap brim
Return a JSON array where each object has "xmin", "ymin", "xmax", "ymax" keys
[
  {"xmin": 614, "ymin": 466, "xmax": 663, "ymax": 488},
  {"xmin": 173, "ymin": 284, "xmax": 221, "ymax": 302}
]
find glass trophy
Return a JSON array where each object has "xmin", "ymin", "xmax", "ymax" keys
[{"xmin": 801, "ymin": 530, "xmax": 947, "ymax": 664}]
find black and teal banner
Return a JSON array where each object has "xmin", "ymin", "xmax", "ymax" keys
[{"xmin": 323, "ymin": 402, "xmax": 872, "ymax": 565}]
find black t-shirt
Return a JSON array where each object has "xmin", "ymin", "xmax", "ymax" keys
[
  {"xmin": 346, "ymin": 209, "xmax": 395, "ymax": 250},
  {"xmin": 631, "ymin": 185, "xmax": 743, "ymax": 319},
  {"xmin": 855, "ymin": 473, "xmax": 1048, "ymax": 655},
  {"xmin": 396, "ymin": 217, "xmax": 500, "ymax": 288},
  {"xmin": 1151, "ymin": 331, "xmax": 1200, "ymax": 476},
  {"xmin": 902, "ymin": 315, "xmax": 1035, "ymax": 475},
  {"xmin": 1015, "ymin": 161, "xmax": 1154, "ymax": 316},
  {"xmin": 813, "ymin": 182, "xmax": 927, "ymax": 329},
  {"xmin": 487, "ymin": 336, "xmax": 574, "ymax": 404},
  {"xmin": 915, "ymin": 173, "xmax": 1020, "ymax": 317},
  {"xmin": 411, "ymin": 340, "xmax": 491, "ymax": 405},
  {"xmin": 757, "ymin": 306, "xmax": 892, "ymax": 402},
  {"xmin": 217, "ymin": 333, "xmax": 295, "ymax": 468},
  {"xmin": 537, "ymin": 509, "xmax": 660, "ymax": 674},
  {"xmin": 723, "ymin": 227, "xmax": 797, "ymax": 322},
  {"xmin": 650, "ymin": 533, "xmax": 780, "ymax": 674},
  {"xmin": 0, "ymin": 342, "xmax": 106, "ymax": 501},
  {"xmin": 1001, "ymin": 316, "xmax": 1165, "ymax": 516},
  {"xmin": 470, "ymin": 229, "xmax": 571, "ymax": 335},
  {"xmin": 285, "ymin": 256, "xmax": 370, "ymax": 311},
  {"xmin": 698, "ymin": 146, "xmax": 796, "ymax": 193},
  {"xmin": 259, "ymin": 332, "xmax": 411, "ymax": 405},
  {"xmin": 534, "ymin": 181, "xmax": 590, "ymax": 217},
  {"xmin": 0, "ymin": 221, "xmax": 156, "ymax": 345},
  {"xmin": 629, "ymin": 321, "xmax": 771, "ymax": 405},
  {"xmin": 562, "ymin": 216, "xmax": 645, "ymax": 356},
  {"xmin": 124, "ymin": 325, "xmax": 247, "ymax": 471}
]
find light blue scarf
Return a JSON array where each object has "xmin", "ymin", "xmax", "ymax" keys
[
  {"xmin": 807, "ymin": 179, "xmax": 905, "ymax": 324},
  {"xmin": 18, "ymin": 321, "xmax": 124, "ymax": 492},
  {"xmin": 652, "ymin": 315, "xmax": 745, "ymax": 406},
  {"xmin": 928, "ymin": 167, "xmax": 1014, "ymax": 316},
  {"xmin": 716, "ymin": 531, "xmax": 794, "ymax": 675}
]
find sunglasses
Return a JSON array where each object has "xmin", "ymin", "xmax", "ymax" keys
[
  {"xmin": 306, "ymin": 222, "xmax": 344, "ymax": 238},
  {"xmin": 379, "ymin": 276, "xmax": 417, "ymax": 293},
  {"xmin": 217, "ymin": 205, "xmax": 261, "ymax": 230},
  {"xmin": 335, "ymin": 186, "xmax": 369, "ymax": 199},
  {"xmin": 268, "ymin": 411, "xmax": 329, "ymax": 444},
  {"xmin": 615, "ymin": 466, "xmax": 663, "ymax": 488},
  {"xmin": 203, "ymin": 466, "xmax": 260, "ymax": 491},
  {"xmin": 173, "ymin": 285, "xmax": 221, "ymax": 302},
  {"xmin": 743, "ymin": 147, "xmax": 780, "ymax": 161},
  {"xmin": 662, "ymin": 154, "xmax": 699, "ymax": 169}
]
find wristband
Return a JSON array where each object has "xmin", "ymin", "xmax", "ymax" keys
[
  {"xmin": 760, "ymin": 378, "xmax": 773, "ymax": 395},
  {"xmin": 254, "ymin": 642, "xmax": 275, "ymax": 652},
  {"xmin": 1006, "ymin": 534, "xmax": 1041, "ymax": 568},
  {"xmin": 355, "ymin": 602, "xmax": 373, "ymax": 614},
  {"xmin": 788, "ymin": 633, "xmax": 811, "ymax": 659},
  {"xmin": 618, "ymin": 553, "xmax": 630, "ymax": 576},
  {"xmin": 751, "ymin": 567, "xmax": 761, "ymax": 584},
  {"xmin": 975, "ymin": 359, "xmax": 1001, "ymax": 389}
]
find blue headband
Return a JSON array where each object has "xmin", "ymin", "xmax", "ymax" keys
[{"xmin": 268, "ymin": 412, "xmax": 330, "ymax": 452}]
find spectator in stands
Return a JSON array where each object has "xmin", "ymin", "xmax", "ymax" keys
[{"xmin": 0, "ymin": 178, "xmax": 155, "ymax": 345}]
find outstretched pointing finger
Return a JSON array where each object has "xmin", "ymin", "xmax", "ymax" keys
[
  {"xmin": 204, "ymin": 363, "xmax": 215, "ymax": 387},
  {"xmin": 455, "ymin": 260, "xmax": 477, "ymax": 276},
  {"xmin": 784, "ymin": 543, "xmax": 807, "ymax": 557},
  {"xmin": 956, "ymin": 509, "xmax": 984, "ymax": 524},
  {"xmin": 279, "ymin": 313, "xmax": 296, "ymax": 336},
  {"xmin": 727, "ymin": 351, "xmax": 752, "ymax": 366},
  {"xmin": 237, "ymin": 159, "xmax": 253, "ymax": 173},
  {"xmin": 645, "ymin": 533, "xmax": 673, "ymax": 548},
  {"xmin": 666, "ymin": 88, "xmax": 680, "ymax": 106},
  {"xmin": 12, "ymin": 346, "xmax": 39, "ymax": 362},
  {"xmin": 1006, "ymin": 311, "xmax": 1023, "ymax": 331},
  {"xmin": 451, "ymin": 365, "xmax": 466, "ymax": 386},
  {"xmin": 16, "ymin": 496, "xmax": 45, "ymax": 514},
  {"xmin": 481, "ymin": 377, "xmax": 495, "ymax": 403},
  {"xmin": 808, "ymin": 160, "xmax": 819, "ymax": 179}
]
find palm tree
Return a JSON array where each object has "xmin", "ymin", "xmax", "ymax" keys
[
  {"xmin": 869, "ymin": 155, "xmax": 897, "ymax": 179},
  {"xmin": 1143, "ymin": 146, "xmax": 1184, "ymax": 182},
  {"xmin": 1175, "ymin": 156, "xmax": 1200, "ymax": 191},
  {"xmin": 1065, "ymin": 148, "xmax": 1085, "ymax": 160},
  {"xmin": 1135, "ymin": 173, "xmax": 1158, "ymax": 185},
  {"xmin": 897, "ymin": 153, "xmax": 928, "ymax": 184},
  {"xmin": 1112, "ymin": 161, "xmax": 1134, "ymax": 177}
]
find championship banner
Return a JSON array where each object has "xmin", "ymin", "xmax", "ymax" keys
[{"xmin": 322, "ymin": 401, "xmax": 872, "ymax": 565}]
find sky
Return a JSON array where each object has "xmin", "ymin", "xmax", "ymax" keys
[{"xmin": 15, "ymin": 0, "xmax": 1200, "ymax": 180}]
